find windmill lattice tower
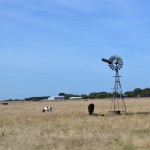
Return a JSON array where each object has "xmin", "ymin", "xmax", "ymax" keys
[{"xmin": 102, "ymin": 55, "xmax": 126, "ymax": 114}]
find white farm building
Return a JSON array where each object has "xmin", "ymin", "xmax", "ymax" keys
[
  {"xmin": 69, "ymin": 97, "xmax": 82, "ymax": 100},
  {"xmin": 48, "ymin": 96, "xmax": 64, "ymax": 101}
]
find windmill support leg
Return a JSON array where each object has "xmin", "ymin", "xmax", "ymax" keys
[{"xmin": 109, "ymin": 70, "xmax": 127, "ymax": 114}]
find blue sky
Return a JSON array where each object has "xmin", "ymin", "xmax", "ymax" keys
[{"xmin": 1, "ymin": 0, "xmax": 150, "ymax": 99}]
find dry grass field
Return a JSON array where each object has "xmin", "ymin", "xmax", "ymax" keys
[{"xmin": 0, "ymin": 98, "xmax": 150, "ymax": 150}]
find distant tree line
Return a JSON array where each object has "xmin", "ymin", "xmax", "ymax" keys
[
  {"xmin": 4, "ymin": 99, "xmax": 22, "ymax": 101},
  {"xmin": 3, "ymin": 96, "xmax": 50, "ymax": 101},
  {"xmin": 124, "ymin": 88, "xmax": 150, "ymax": 98},
  {"xmin": 60, "ymin": 88, "xmax": 150, "ymax": 99},
  {"xmin": 24, "ymin": 96, "xmax": 50, "ymax": 101},
  {"xmin": 3, "ymin": 88, "xmax": 150, "ymax": 101},
  {"xmin": 59, "ymin": 92, "xmax": 114, "ymax": 99}
]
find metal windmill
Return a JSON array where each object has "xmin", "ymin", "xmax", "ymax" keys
[{"xmin": 102, "ymin": 55, "xmax": 126, "ymax": 114}]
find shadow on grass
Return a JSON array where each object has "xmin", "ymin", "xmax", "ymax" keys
[
  {"xmin": 88, "ymin": 111, "xmax": 150, "ymax": 117},
  {"xmin": 88, "ymin": 113, "xmax": 105, "ymax": 116},
  {"xmin": 125, "ymin": 111, "xmax": 150, "ymax": 115}
]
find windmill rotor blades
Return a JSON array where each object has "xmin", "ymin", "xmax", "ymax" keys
[
  {"xmin": 109, "ymin": 55, "xmax": 123, "ymax": 71},
  {"xmin": 102, "ymin": 58, "xmax": 113, "ymax": 64},
  {"xmin": 102, "ymin": 55, "xmax": 123, "ymax": 71}
]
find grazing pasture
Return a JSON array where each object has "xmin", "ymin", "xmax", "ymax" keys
[{"xmin": 0, "ymin": 98, "xmax": 150, "ymax": 150}]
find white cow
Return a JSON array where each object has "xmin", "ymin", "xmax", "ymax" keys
[{"xmin": 42, "ymin": 106, "xmax": 52, "ymax": 112}]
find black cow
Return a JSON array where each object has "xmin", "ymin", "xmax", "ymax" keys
[{"xmin": 88, "ymin": 103, "xmax": 94, "ymax": 115}]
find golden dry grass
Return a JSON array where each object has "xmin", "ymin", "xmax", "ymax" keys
[{"xmin": 0, "ymin": 98, "xmax": 150, "ymax": 150}]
